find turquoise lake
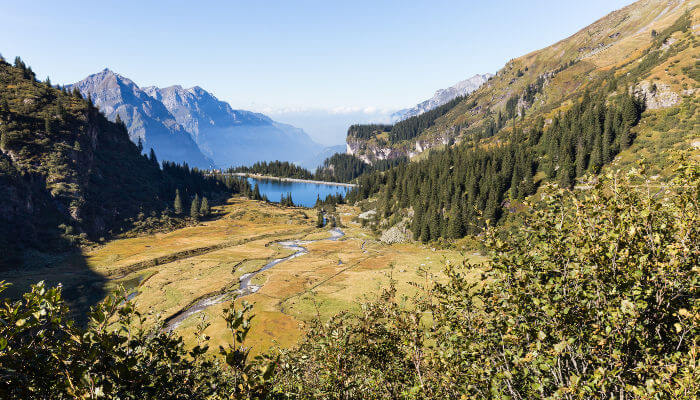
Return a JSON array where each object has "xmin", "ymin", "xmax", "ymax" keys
[{"xmin": 246, "ymin": 177, "xmax": 353, "ymax": 208}]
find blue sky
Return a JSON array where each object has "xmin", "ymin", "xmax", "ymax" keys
[{"xmin": 1, "ymin": 1, "xmax": 632, "ymax": 144}]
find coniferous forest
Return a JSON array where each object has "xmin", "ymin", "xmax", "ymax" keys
[{"xmin": 348, "ymin": 81, "xmax": 644, "ymax": 242}]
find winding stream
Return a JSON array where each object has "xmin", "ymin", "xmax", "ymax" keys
[{"xmin": 163, "ymin": 227, "xmax": 345, "ymax": 332}]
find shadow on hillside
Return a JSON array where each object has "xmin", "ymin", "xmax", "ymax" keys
[
  {"xmin": 0, "ymin": 248, "xmax": 106, "ymax": 328},
  {"xmin": 0, "ymin": 171, "xmax": 107, "ymax": 326}
]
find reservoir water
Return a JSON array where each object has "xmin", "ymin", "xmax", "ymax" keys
[{"xmin": 246, "ymin": 177, "xmax": 353, "ymax": 208}]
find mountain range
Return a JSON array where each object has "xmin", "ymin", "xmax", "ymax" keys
[
  {"xmin": 390, "ymin": 73, "xmax": 493, "ymax": 122},
  {"xmin": 69, "ymin": 70, "xmax": 323, "ymax": 168}
]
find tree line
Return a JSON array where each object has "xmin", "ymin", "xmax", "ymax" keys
[
  {"xmin": 2, "ymin": 164, "xmax": 697, "ymax": 398},
  {"xmin": 347, "ymin": 83, "xmax": 644, "ymax": 243}
]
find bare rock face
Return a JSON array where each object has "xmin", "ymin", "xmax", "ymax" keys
[
  {"xmin": 391, "ymin": 73, "xmax": 493, "ymax": 122},
  {"xmin": 70, "ymin": 70, "xmax": 322, "ymax": 168},
  {"xmin": 633, "ymin": 81, "xmax": 680, "ymax": 110},
  {"xmin": 68, "ymin": 69, "xmax": 213, "ymax": 168},
  {"xmin": 380, "ymin": 223, "xmax": 409, "ymax": 244}
]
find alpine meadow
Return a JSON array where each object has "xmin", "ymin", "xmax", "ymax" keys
[{"xmin": 0, "ymin": 1, "xmax": 699, "ymax": 399}]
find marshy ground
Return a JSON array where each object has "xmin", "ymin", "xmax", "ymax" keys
[{"xmin": 5, "ymin": 196, "xmax": 485, "ymax": 355}]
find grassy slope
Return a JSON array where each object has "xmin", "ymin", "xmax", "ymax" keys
[{"xmin": 390, "ymin": 0, "xmax": 699, "ymax": 167}]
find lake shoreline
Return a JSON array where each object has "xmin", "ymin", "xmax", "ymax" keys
[{"xmin": 232, "ymin": 173, "xmax": 357, "ymax": 188}]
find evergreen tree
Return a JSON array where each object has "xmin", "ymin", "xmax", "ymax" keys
[
  {"xmin": 316, "ymin": 211, "xmax": 325, "ymax": 228},
  {"xmin": 200, "ymin": 197, "xmax": 210, "ymax": 217},
  {"xmin": 149, "ymin": 148, "xmax": 159, "ymax": 168},
  {"xmin": 136, "ymin": 137, "xmax": 143, "ymax": 153},
  {"xmin": 190, "ymin": 194, "xmax": 200, "ymax": 219},
  {"xmin": 519, "ymin": 166, "xmax": 535, "ymax": 197},
  {"xmin": 446, "ymin": 203, "xmax": 464, "ymax": 239},
  {"xmin": 621, "ymin": 94, "xmax": 641, "ymax": 127},
  {"xmin": 0, "ymin": 125, "xmax": 7, "ymax": 150},
  {"xmin": 575, "ymin": 140, "xmax": 587, "ymax": 176},
  {"xmin": 589, "ymin": 135, "xmax": 603, "ymax": 173},
  {"xmin": 252, "ymin": 183, "xmax": 262, "ymax": 201},
  {"xmin": 420, "ymin": 214, "xmax": 431, "ymax": 243},
  {"xmin": 412, "ymin": 204, "xmax": 423, "ymax": 241},
  {"xmin": 558, "ymin": 162, "xmax": 575, "ymax": 189},
  {"xmin": 618, "ymin": 125, "xmax": 632, "ymax": 149},
  {"xmin": 57, "ymin": 100, "xmax": 66, "ymax": 121},
  {"xmin": 44, "ymin": 115, "xmax": 52, "ymax": 135},
  {"xmin": 174, "ymin": 189, "xmax": 183, "ymax": 215},
  {"xmin": 0, "ymin": 98, "xmax": 9, "ymax": 117}
]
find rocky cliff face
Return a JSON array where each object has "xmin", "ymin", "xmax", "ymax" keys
[
  {"xmin": 69, "ymin": 69, "xmax": 213, "ymax": 168},
  {"xmin": 346, "ymin": 131, "xmax": 455, "ymax": 164},
  {"xmin": 143, "ymin": 84, "xmax": 322, "ymax": 167},
  {"xmin": 72, "ymin": 70, "xmax": 323, "ymax": 168},
  {"xmin": 391, "ymin": 73, "xmax": 493, "ymax": 122}
]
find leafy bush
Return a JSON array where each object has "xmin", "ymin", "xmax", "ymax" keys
[
  {"xmin": 276, "ymin": 162, "xmax": 699, "ymax": 398},
  {"xmin": 2, "ymin": 163, "xmax": 698, "ymax": 399},
  {"xmin": 0, "ymin": 284, "xmax": 275, "ymax": 399}
]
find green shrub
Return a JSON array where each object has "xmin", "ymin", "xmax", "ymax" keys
[
  {"xmin": 0, "ymin": 284, "xmax": 275, "ymax": 399},
  {"xmin": 275, "ymin": 161, "xmax": 699, "ymax": 398}
]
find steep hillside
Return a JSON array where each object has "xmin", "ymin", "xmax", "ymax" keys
[
  {"xmin": 72, "ymin": 71, "xmax": 323, "ymax": 168},
  {"xmin": 391, "ymin": 73, "xmax": 493, "ymax": 122},
  {"xmin": 69, "ymin": 69, "xmax": 213, "ymax": 168},
  {"xmin": 0, "ymin": 58, "xmax": 240, "ymax": 269},
  {"xmin": 347, "ymin": 0, "xmax": 699, "ymax": 241},
  {"xmin": 349, "ymin": 0, "xmax": 699, "ymax": 168}
]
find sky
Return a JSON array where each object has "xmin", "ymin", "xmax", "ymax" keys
[{"xmin": 1, "ymin": 0, "xmax": 632, "ymax": 145}]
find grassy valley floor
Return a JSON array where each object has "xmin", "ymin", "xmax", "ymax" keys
[{"xmin": 2, "ymin": 197, "xmax": 485, "ymax": 356}]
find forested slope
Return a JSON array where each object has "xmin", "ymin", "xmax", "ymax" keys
[
  {"xmin": 348, "ymin": 1, "xmax": 698, "ymax": 164},
  {"xmin": 0, "ymin": 58, "xmax": 245, "ymax": 268},
  {"xmin": 347, "ymin": 2, "xmax": 699, "ymax": 242}
]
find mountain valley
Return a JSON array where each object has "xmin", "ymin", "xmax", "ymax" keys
[{"xmin": 1, "ymin": 1, "xmax": 698, "ymax": 398}]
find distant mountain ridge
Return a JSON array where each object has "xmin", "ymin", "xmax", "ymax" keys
[
  {"xmin": 391, "ymin": 73, "xmax": 493, "ymax": 122},
  {"xmin": 69, "ymin": 69, "xmax": 213, "ymax": 168},
  {"xmin": 70, "ymin": 70, "xmax": 323, "ymax": 168}
]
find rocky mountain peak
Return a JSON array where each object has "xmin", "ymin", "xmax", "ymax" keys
[
  {"xmin": 71, "ymin": 70, "xmax": 323, "ymax": 168},
  {"xmin": 391, "ymin": 73, "xmax": 494, "ymax": 122}
]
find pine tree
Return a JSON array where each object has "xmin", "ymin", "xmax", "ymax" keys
[
  {"xmin": 0, "ymin": 98, "xmax": 9, "ymax": 117},
  {"xmin": 618, "ymin": 125, "xmax": 631, "ymax": 149},
  {"xmin": 0, "ymin": 125, "xmax": 7, "ymax": 150},
  {"xmin": 575, "ymin": 140, "xmax": 587, "ymax": 177},
  {"xmin": 190, "ymin": 194, "xmax": 200, "ymax": 219},
  {"xmin": 412, "ymin": 204, "xmax": 423, "ymax": 241},
  {"xmin": 200, "ymin": 197, "xmax": 210, "ymax": 217},
  {"xmin": 174, "ymin": 189, "xmax": 183, "ymax": 215},
  {"xmin": 519, "ymin": 166, "xmax": 535, "ymax": 197},
  {"xmin": 253, "ymin": 183, "xmax": 262, "ymax": 201},
  {"xmin": 621, "ymin": 94, "xmax": 640, "ymax": 127},
  {"xmin": 149, "ymin": 148, "xmax": 159, "ymax": 168},
  {"xmin": 447, "ymin": 203, "xmax": 464, "ymax": 239},
  {"xmin": 589, "ymin": 135, "xmax": 603, "ymax": 173},
  {"xmin": 57, "ymin": 100, "xmax": 66, "ymax": 121},
  {"xmin": 420, "ymin": 213, "xmax": 431, "ymax": 243},
  {"xmin": 429, "ymin": 209, "xmax": 441, "ymax": 242},
  {"xmin": 136, "ymin": 137, "xmax": 143, "ymax": 153},
  {"xmin": 44, "ymin": 115, "xmax": 52, "ymax": 135},
  {"xmin": 316, "ymin": 211, "xmax": 325, "ymax": 228},
  {"xmin": 558, "ymin": 162, "xmax": 575, "ymax": 189}
]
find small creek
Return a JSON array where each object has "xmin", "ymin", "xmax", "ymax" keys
[{"xmin": 162, "ymin": 227, "xmax": 345, "ymax": 332}]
